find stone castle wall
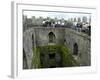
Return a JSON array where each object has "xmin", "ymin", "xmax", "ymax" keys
[{"xmin": 23, "ymin": 27, "xmax": 90, "ymax": 68}]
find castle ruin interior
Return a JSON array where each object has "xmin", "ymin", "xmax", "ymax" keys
[{"xmin": 23, "ymin": 27, "xmax": 90, "ymax": 69}]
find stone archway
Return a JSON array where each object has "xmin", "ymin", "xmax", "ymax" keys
[
  {"xmin": 32, "ymin": 34, "xmax": 34, "ymax": 47},
  {"xmin": 48, "ymin": 32, "xmax": 56, "ymax": 43},
  {"xmin": 73, "ymin": 43, "xmax": 78, "ymax": 55}
]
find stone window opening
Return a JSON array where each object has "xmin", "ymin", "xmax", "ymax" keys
[
  {"xmin": 32, "ymin": 34, "xmax": 34, "ymax": 46},
  {"xmin": 73, "ymin": 43, "xmax": 78, "ymax": 55},
  {"xmin": 48, "ymin": 32, "xmax": 56, "ymax": 43}
]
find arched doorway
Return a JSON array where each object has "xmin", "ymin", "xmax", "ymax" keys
[
  {"xmin": 32, "ymin": 34, "xmax": 34, "ymax": 47},
  {"xmin": 48, "ymin": 32, "xmax": 56, "ymax": 43},
  {"xmin": 73, "ymin": 43, "xmax": 78, "ymax": 55}
]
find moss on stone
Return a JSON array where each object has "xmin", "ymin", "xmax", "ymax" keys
[
  {"xmin": 31, "ymin": 45, "xmax": 79, "ymax": 68},
  {"xmin": 61, "ymin": 45, "xmax": 79, "ymax": 67},
  {"xmin": 31, "ymin": 47, "xmax": 41, "ymax": 68}
]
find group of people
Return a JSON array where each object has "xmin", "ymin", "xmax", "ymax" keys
[
  {"xmin": 42, "ymin": 20, "xmax": 91, "ymax": 35},
  {"xmin": 73, "ymin": 22, "xmax": 91, "ymax": 35},
  {"xmin": 42, "ymin": 20, "xmax": 65, "ymax": 28}
]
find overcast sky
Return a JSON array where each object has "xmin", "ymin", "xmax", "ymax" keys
[{"xmin": 23, "ymin": 10, "xmax": 91, "ymax": 20}]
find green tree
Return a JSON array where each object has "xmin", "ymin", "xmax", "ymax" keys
[
  {"xmin": 82, "ymin": 16, "xmax": 87, "ymax": 23},
  {"xmin": 70, "ymin": 18, "xmax": 73, "ymax": 22},
  {"xmin": 74, "ymin": 17, "xmax": 77, "ymax": 22},
  {"xmin": 78, "ymin": 17, "xmax": 81, "ymax": 22}
]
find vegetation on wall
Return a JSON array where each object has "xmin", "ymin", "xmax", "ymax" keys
[
  {"xmin": 61, "ymin": 46, "xmax": 79, "ymax": 67},
  {"xmin": 31, "ymin": 47, "xmax": 41, "ymax": 68},
  {"xmin": 31, "ymin": 45, "xmax": 79, "ymax": 69}
]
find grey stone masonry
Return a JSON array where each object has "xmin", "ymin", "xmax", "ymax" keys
[{"xmin": 23, "ymin": 27, "xmax": 91, "ymax": 68}]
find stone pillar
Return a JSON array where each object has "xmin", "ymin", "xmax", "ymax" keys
[{"xmin": 23, "ymin": 30, "xmax": 33, "ymax": 69}]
